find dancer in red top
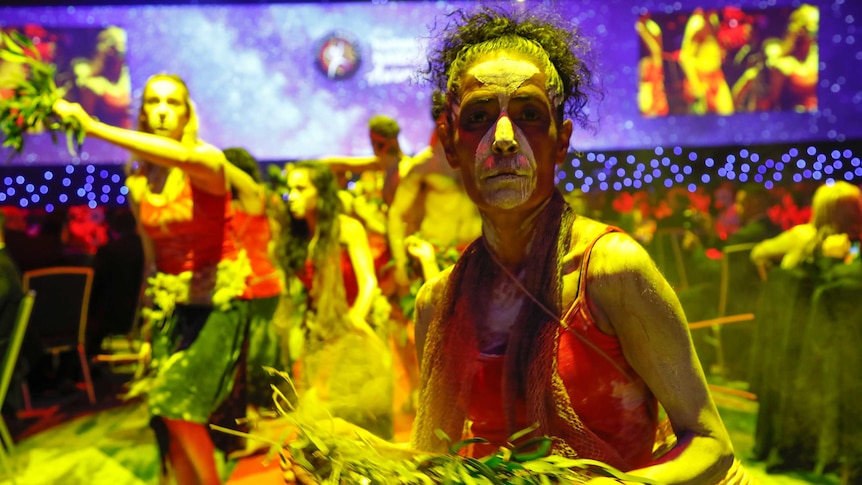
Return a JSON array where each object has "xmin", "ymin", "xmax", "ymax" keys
[
  {"xmin": 223, "ymin": 147, "xmax": 286, "ymax": 416},
  {"xmin": 54, "ymin": 74, "xmax": 258, "ymax": 485},
  {"xmin": 411, "ymin": 7, "xmax": 752, "ymax": 484},
  {"xmin": 276, "ymin": 160, "xmax": 393, "ymax": 439}
]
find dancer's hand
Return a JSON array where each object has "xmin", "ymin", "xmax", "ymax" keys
[
  {"xmin": 53, "ymin": 99, "xmax": 95, "ymax": 129},
  {"xmin": 405, "ymin": 235, "xmax": 436, "ymax": 264}
]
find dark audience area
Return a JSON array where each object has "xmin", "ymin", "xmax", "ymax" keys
[{"xmin": 1, "ymin": 206, "xmax": 144, "ymax": 412}]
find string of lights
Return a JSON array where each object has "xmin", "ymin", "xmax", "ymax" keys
[{"xmin": 1, "ymin": 139, "xmax": 858, "ymax": 212}]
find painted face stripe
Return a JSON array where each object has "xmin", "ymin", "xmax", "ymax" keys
[{"xmin": 465, "ymin": 56, "xmax": 543, "ymax": 209}]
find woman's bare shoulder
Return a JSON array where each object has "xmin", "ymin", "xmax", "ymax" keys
[
  {"xmin": 338, "ymin": 214, "xmax": 367, "ymax": 235},
  {"xmin": 414, "ymin": 266, "xmax": 454, "ymax": 319},
  {"xmin": 565, "ymin": 215, "xmax": 623, "ymax": 259},
  {"xmin": 566, "ymin": 215, "xmax": 652, "ymax": 281}
]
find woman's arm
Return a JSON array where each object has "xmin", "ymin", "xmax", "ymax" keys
[
  {"xmin": 678, "ymin": 12, "xmax": 707, "ymax": 99},
  {"xmin": 636, "ymin": 18, "xmax": 663, "ymax": 65},
  {"xmin": 340, "ymin": 215, "xmax": 378, "ymax": 324},
  {"xmin": 587, "ymin": 232, "xmax": 734, "ymax": 485},
  {"xmin": 54, "ymin": 99, "xmax": 225, "ymax": 192},
  {"xmin": 225, "ymin": 162, "xmax": 265, "ymax": 215},
  {"xmin": 405, "ymin": 235, "xmax": 441, "ymax": 282},
  {"xmin": 750, "ymin": 224, "xmax": 815, "ymax": 269},
  {"xmin": 388, "ymin": 169, "xmax": 425, "ymax": 289},
  {"xmin": 318, "ymin": 156, "xmax": 380, "ymax": 174}
]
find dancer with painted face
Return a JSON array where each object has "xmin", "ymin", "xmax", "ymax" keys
[
  {"xmin": 411, "ymin": 7, "xmax": 752, "ymax": 484},
  {"xmin": 54, "ymin": 74, "xmax": 258, "ymax": 485}
]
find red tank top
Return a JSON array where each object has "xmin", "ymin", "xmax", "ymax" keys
[
  {"xmin": 137, "ymin": 174, "xmax": 239, "ymax": 276},
  {"xmin": 297, "ymin": 245, "xmax": 359, "ymax": 305},
  {"xmin": 467, "ymin": 228, "xmax": 658, "ymax": 468},
  {"xmin": 234, "ymin": 208, "xmax": 284, "ymax": 299}
]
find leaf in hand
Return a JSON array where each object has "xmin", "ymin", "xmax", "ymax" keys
[{"xmin": 0, "ymin": 28, "xmax": 86, "ymax": 163}]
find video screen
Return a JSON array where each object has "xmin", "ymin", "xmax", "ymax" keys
[
  {"xmin": 1, "ymin": 24, "xmax": 132, "ymax": 163},
  {"xmin": 0, "ymin": 25, "xmax": 132, "ymax": 128},
  {"xmin": 0, "ymin": 0, "xmax": 858, "ymax": 167},
  {"xmin": 637, "ymin": 4, "xmax": 819, "ymax": 117}
]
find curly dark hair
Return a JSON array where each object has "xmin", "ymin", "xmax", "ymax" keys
[{"xmin": 424, "ymin": 6, "xmax": 596, "ymax": 127}]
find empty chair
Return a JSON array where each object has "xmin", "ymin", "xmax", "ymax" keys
[
  {"xmin": 22, "ymin": 267, "xmax": 95, "ymax": 407},
  {"xmin": 687, "ymin": 242, "xmax": 759, "ymax": 384},
  {"xmin": 650, "ymin": 227, "xmax": 690, "ymax": 291}
]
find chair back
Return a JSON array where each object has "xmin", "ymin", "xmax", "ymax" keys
[
  {"xmin": 0, "ymin": 290, "xmax": 35, "ymax": 409},
  {"xmin": 22, "ymin": 267, "xmax": 94, "ymax": 351},
  {"xmin": 718, "ymin": 242, "xmax": 760, "ymax": 317},
  {"xmin": 651, "ymin": 227, "xmax": 689, "ymax": 290}
]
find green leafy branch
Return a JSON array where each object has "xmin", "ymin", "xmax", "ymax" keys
[
  {"xmin": 215, "ymin": 368, "xmax": 659, "ymax": 485},
  {"xmin": 280, "ymin": 421, "xmax": 659, "ymax": 484},
  {"xmin": 0, "ymin": 28, "xmax": 85, "ymax": 164}
]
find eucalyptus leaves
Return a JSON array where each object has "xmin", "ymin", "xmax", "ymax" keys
[
  {"xmin": 214, "ymin": 368, "xmax": 658, "ymax": 485},
  {"xmin": 282, "ymin": 422, "xmax": 659, "ymax": 485},
  {"xmin": 0, "ymin": 29, "xmax": 85, "ymax": 163}
]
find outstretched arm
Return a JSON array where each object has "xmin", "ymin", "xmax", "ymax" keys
[
  {"xmin": 587, "ymin": 232, "xmax": 734, "ymax": 485},
  {"xmin": 636, "ymin": 18, "xmax": 663, "ymax": 65},
  {"xmin": 53, "ymin": 99, "xmax": 225, "ymax": 191},
  {"xmin": 318, "ymin": 156, "xmax": 380, "ymax": 174}
]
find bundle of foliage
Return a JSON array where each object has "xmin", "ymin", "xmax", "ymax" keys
[
  {"xmin": 213, "ymin": 368, "xmax": 658, "ymax": 485},
  {"xmin": 0, "ymin": 29, "xmax": 84, "ymax": 163}
]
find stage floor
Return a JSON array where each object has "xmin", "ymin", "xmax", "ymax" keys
[{"xmin": 0, "ymin": 367, "xmax": 840, "ymax": 485}]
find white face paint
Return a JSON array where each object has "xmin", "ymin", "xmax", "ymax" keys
[{"xmin": 465, "ymin": 57, "xmax": 541, "ymax": 209}]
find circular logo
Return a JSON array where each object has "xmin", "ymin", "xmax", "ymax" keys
[{"xmin": 314, "ymin": 31, "xmax": 361, "ymax": 80}]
